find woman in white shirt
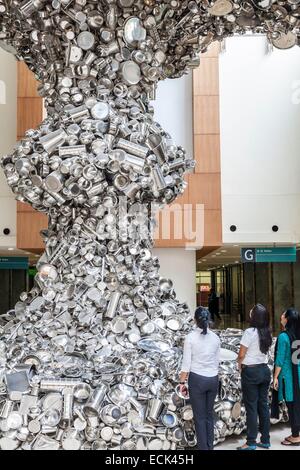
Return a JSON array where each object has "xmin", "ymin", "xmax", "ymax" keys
[
  {"xmin": 179, "ymin": 306, "xmax": 220, "ymax": 450},
  {"xmin": 237, "ymin": 304, "xmax": 272, "ymax": 451}
]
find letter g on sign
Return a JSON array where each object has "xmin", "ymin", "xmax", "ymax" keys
[{"xmin": 245, "ymin": 249, "xmax": 255, "ymax": 261}]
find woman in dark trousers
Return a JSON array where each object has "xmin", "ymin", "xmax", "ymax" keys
[
  {"xmin": 208, "ymin": 288, "xmax": 221, "ymax": 322},
  {"xmin": 273, "ymin": 309, "xmax": 300, "ymax": 447},
  {"xmin": 237, "ymin": 304, "xmax": 272, "ymax": 450},
  {"xmin": 179, "ymin": 307, "xmax": 220, "ymax": 450}
]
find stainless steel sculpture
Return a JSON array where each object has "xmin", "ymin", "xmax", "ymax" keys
[{"xmin": 0, "ymin": 0, "xmax": 297, "ymax": 450}]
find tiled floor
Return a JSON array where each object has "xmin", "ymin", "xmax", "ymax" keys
[{"xmin": 215, "ymin": 424, "xmax": 300, "ymax": 451}]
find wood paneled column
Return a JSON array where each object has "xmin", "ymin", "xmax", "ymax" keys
[
  {"xmin": 193, "ymin": 43, "xmax": 222, "ymax": 257},
  {"xmin": 17, "ymin": 62, "xmax": 47, "ymax": 252}
]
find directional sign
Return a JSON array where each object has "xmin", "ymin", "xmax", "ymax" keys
[
  {"xmin": 241, "ymin": 247, "xmax": 297, "ymax": 263},
  {"xmin": 0, "ymin": 257, "xmax": 29, "ymax": 270}
]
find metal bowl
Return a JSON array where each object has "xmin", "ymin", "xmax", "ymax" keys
[
  {"xmin": 107, "ymin": 384, "xmax": 137, "ymax": 405},
  {"xmin": 73, "ymin": 383, "xmax": 91, "ymax": 403},
  {"xmin": 137, "ymin": 338, "xmax": 171, "ymax": 353},
  {"xmin": 175, "ymin": 384, "xmax": 190, "ymax": 400},
  {"xmin": 220, "ymin": 348, "xmax": 238, "ymax": 362},
  {"xmin": 94, "ymin": 363, "xmax": 121, "ymax": 375}
]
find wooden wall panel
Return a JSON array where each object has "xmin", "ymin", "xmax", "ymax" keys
[
  {"xmin": 17, "ymin": 64, "xmax": 45, "ymax": 253},
  {"xmin": 17, "ymin": 98, "xmax": 43, "ymax": 137},
  {"xmin": 155, "ymin": 41, "xmax": 223, "ymax": 250},
  {"xmin": 188, "ymin": 173, "xmax": 221, "ymax": 210},
  {"xmin": 194, "ymin": 96, "xmax": 220, "ymax": 134},
  {"xmin": 154, "ymin": 206, "xmax": 205, "ymax": 249},
  {"xmin": 203, "ymin": 210, "xmax": 222, "ymax": 246},
  {"xmin": 194, "ymin": 134, "xmax": 220, "ymax": 173},
  {"xmin": 17, "ymin": 201, "xmax": 35, "ymax": 212},
  {"xmin": 193, "ymin": 42, "xmax": 223, "ymax": 256},
  {"xmin": 155, "ymin": 207, "xmax": 222, "ymax": 249},
  {"xmin": 17, "ymin": 62, "xmax": 40, "ymax": 98},
  {"xmin": 17, "ymin": 212, "xmax": 47, "ymax": 251},
  {"xmin": 201, "ymin": 42, "xmax": 221, "ymax": 58},
  {"xmin": 193, "ymin": 58, "xmax": 219, "ymax": 96}
]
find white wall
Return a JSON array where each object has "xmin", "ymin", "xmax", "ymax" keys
[
  {"xmin": 154, "ymin": 72, "xmax": 193, "ymax": 159},
  {"xmin": 153, "ymin": 248, "xmax": 196, "ymax": 312},
  {"xmin": 0, "ymin": 49, "xmax": 17, "ymax": 248},
  {"xmin": 219, "ymin": 36, "xmax": 300, "ymax": 244}
]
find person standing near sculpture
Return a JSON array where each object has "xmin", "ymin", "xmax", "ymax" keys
[
  {"xmin": 208, "ymin": 288, "xmax": 221, "ymax": 322},
  {"xmin": 272, "ymin": 309, "xmax": 300, "ymax": 447},
  {"xmin": 179, "ymin": 307, "xmax": 220, "ymax": 450},
  {"xmin": 237, "ymin": 304, "xmax": 272, "ymax": 450}
]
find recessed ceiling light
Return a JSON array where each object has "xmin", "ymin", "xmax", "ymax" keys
[
  {"xmin": 233, "ymin": 244, "xmax": 239, "ymax": 247},
  {"xmin": 216, "ymin": 253, "xmax": 221, "ymax": 255},
  {"xmin": 235, "ymin": 261, "xmax": 239, "ymax": 264},
  {"xmin": 8, "ymin": 247, "xmax": 14, "ymax": 251},
  {"xmin": 221, "ymin": 250, "xmax": 227, "ymax": 253},
  {"xmin": 203, "ymin": 259, "xmax": 207, "ymax": 261}
]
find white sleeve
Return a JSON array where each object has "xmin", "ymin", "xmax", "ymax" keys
[
  {"xmin": 240, "ymin": 329, "xmax": 252, "ymax": 348},
  {"xmin": 181, "ymin": 335, "xmax": 192, "ymax": 373},
  {"xmin": 216, "ymin": 337, "xmax": 221, "ymax": 366}
]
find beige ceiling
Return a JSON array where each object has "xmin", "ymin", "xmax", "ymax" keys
[{"xmin": 0, "ymin": 247, "xmax": 39, "ymax": 265}]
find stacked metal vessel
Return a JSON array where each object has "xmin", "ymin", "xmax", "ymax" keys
[{"xmin": 0, "ymin": 0, "xmax": 298, "ymax": 450}]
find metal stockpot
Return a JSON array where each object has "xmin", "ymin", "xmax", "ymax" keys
[
  {"xmin": 100, "ymin": 405, "xmax": 122, "ymax": 425},
  {"xmin": 83, "ymin": 384, "xmax": 107, "ymax": 416},
  {"xmin": 146, "ymin": 398, "xmax": 164, "ymax": 424}
]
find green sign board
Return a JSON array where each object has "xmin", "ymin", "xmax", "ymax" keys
[
  {"xmin": 0, "ymin": 257, "xmax": 29, "ymax": 270},
  {"xmin": 241, "ymin": 247, "xmax": 297, "ymax": 263}
]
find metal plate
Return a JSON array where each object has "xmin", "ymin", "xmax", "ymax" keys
[
  {"xmin": 124, "ymin": 17, "xmax": 146, "ymax": 46},
  {"xmin": 95, "ymin": 363, "xmax": 121, "ymax": 375},
  {"xmin": 220, "ymin": 348, "xmax": 238, "ymax": 362},
  {"xmin": 271, "ymin": 31, "xmax": 297, "ymax": 50},
  {"xmin": 208, "ymin": 0, "xmax": 234, "ymax": 16},
  {"xmin": 137, "ymin": 338, "xmax": 171, "ymax": 353},
  {"xmin": 121, "ymin": 61, "xmax": 141, "ymax": 85}
]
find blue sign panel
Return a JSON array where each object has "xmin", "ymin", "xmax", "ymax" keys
[
  {"xmin": 241, "ymin": 247, "xmax": 297, "ymax": 263},
  {"xmin": 0, "ymin": 257, "xmax": 29, "ymax": 270}
]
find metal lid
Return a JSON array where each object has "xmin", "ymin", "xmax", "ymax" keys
[
  {"xmin": 111, "ymin": 317, "xmax": 128, "ymax": 334},
  {"xmin": 0, "ymin": 437, "xmax": 19, "ymax": 450},
  {"xmin": 124, "ymin": 17, "xmax": 146, "ymax": 46},
  {"xmin": 62, "ymin": 437, "xmax": 81, "ymax": 450},
  {"xmin": 121, "ymin": 61, "xmax": 141, "ymax": 85},
  {"xmin": 272, "ymin": 31, "xmax": 297, "ymax": 49},
  {"xmin": 91, "ymin": 102, "xmax": 110, "ymax": 120},
  {"xmin": 148, "ymin": 438, "xmax": 163, "ymax": 450},
  {"xmin": 101, "ymin": 426, "xmax": 113, "ymax": 441},
  {"xmin": 208, "ymin": 0, "xmax": 233, "ymax": 16},
  {"xmin": 77, "ymin": 31, "xmax": 95, "ymax": 51}
]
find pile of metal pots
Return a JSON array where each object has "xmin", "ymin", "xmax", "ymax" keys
[{"xmin": 0, "ymin": 0, "xmax": 296, "ymax": 451}]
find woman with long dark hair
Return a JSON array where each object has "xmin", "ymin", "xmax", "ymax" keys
[
  {"xmin": 273, "ymin": 309, "xmax": 300, "ymax": 446},
  {"xmin": 179, "ymin": 306, "xmax": 220, "ymax": 450},
  {"xmin": 237, "ymin": 304, "xmax": 272, "ymax": 450}
]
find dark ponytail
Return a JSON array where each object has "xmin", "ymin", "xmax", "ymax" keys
[
  {"xmin": 195, "ymin": 306, "xmax": 210, "ymax": 335},
  {"xmin": 249, "ymin": 303, "xmax": 272, "ymax": 354},
  {"xmin": 284, "ymin": 308, "xmax": 300, "ymax": 342}
]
